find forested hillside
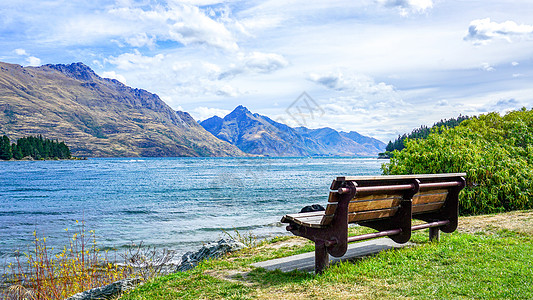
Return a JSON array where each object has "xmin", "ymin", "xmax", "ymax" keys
[{"xmin": 381, "ymin": 115, "xmax": 470, "ymax": 158}]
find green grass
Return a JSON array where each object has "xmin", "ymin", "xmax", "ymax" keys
[
  {"xmin": 121, "ymin": 223, "xmax": 533, "ymax": 299},
  {"xmin": 120, "ymin": 270, "xmax": 254, "ymax": 299},
  {"xmin": 322, "ymin": 232, "xmax": 533, "ymax": 299}
]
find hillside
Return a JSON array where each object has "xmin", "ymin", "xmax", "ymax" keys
[
  {"xmin": 0, "ymin": 62, "xmax": 244, "ymax": 157},
  {"xmin": 201, "ymin": 106, "xmax": 385, "ymax": 156}
]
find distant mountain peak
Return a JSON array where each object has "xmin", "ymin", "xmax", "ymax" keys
[
  {"xmin": 204, "ymin": 115, "xmax": 223, "ymax": 122},
  {"xmin": 46, "ymin": 62, "xmax": 99, "ymax": 82},
  {"xmin": 201, "ymin": 105, "xmax": 386, "ymax": 157},
  {"xmin": 226, "ymin": 105, "xmax": 253, "ymax": 119}
]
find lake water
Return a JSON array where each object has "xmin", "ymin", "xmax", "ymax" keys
[{"xmin": 0, "ymin": 157, "xmax": 386, "ymax": 268}]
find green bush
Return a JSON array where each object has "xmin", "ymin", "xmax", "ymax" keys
[{"xmin": 382, "ymin": 108, "xmax": 533, "ymax": 215}]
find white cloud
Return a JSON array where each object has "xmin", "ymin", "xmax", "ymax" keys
[
  {"xmin": 308, "ymin": 71, "xmax": 397, "ymax": 98},
  {"xmin": 481, "ymin": 62, "xmax": 495, "ymax": 72},
  {"xmin": 57, "ymin": 15, "xmax": 133, "ymax": 45},
  {"xmin": 107, "ymin": 3, "xmax": 239, "ymax": 51},
  {"xmin": 191, "ymin": 106, "xmax": 231, "ymax": 121},
  {"xmin": 14, "ymin": 48, "xmax": 28, "ymax": 56},
  {"xmin": 218, "ymin": 51, "xmax": 289, "ymax": 79},
  {"xmin": 437, "ymin": 99, "xmax": 449, "ymax": 106},
  {"xmin": 26, "ymin": 56, "xmax": 41, "ymax": 66},
  {"xmin": 297, "ymin": 71, "xmax": 411, "ymax": 141},
  {"xmin": 215, "ymin": 84, "xmax": 240, "ymax": 97},
  {"xmin": 273, "ymin": 92, "xmax": 413, "ymax": 142},
  {"xmin": 464, "ymin": 18, "xmax": 533, "ymax": 45},
  {"xmin": 482, "ymin": 98, "xmax": 522, "ymax": 113},
  {"xmin": 511, "ymin": 61, "xmax": 519, "ymax": 66},
  {"xmin": 106, "ymin": 49, "xmax": 253, "ymax": 103},
  {"xmin": 108, "ymin": 50, "xmax": 165, "ymax": 70},
  {"xmin": 377, "ymin": 0, "xmax": 433, "ymax": 16},
  {"xmin": 240, "ymin": 15, "xmax": 285, "ymax": 32},
  {"xmin": 125, "ymin": 33, "xmax": 156, "ymax": 48},
  {"xmin": 243, "ymin": 52, "xmax": 289, "ymax": 73},
  {"xmin": 13, "ymin": 48, "xmax": 41, "ymax": 66},
  {"xmin": 101, "ymin": 71, "xmax": 127, "ymax": 84}
]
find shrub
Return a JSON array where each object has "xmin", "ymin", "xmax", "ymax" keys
[{"xmin": 382, "ymin": 108, "xmax": 533, "ymax": 215}]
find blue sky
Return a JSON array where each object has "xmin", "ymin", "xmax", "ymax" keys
[{"xmin": 1, "ymin": 0, "xmax": 533, "ymax": 142}]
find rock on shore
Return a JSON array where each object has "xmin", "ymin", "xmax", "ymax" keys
[
  {"xmin": 176, "ymin": 239, "xmax": 246, "ymax": 272},
  {"xmin": 64, "ymin": 278, "xmax": 142, "ymax": 300}
]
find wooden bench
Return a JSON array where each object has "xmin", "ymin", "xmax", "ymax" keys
[{"xmin": 281, "ymin": 173, "xmax": 466, "ymax": 273}]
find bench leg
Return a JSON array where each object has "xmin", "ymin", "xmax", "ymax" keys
[
  {"xmin": 315, "ymin": 240, "xmax": 329, "ymax": 274},
  {"xmin": 429, "ymin": 227, "xmax": 440, "ymax": 241}
]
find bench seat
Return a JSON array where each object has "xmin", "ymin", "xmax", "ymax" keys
[
  {"xmin": 281, "ymin": 211, "xmax": 328, "ymax": 228},
  {"xmin": 281, "ymin": 173, "xmax": 466, "ymax": 273}
]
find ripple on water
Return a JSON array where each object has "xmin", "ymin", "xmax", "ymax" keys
[{"xmin": 0, "ymin": 157, "xmax": 385, "ymax": 269}]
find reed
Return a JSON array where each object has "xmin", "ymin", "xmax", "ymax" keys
[{"xmin": 1, "ymin": 221, "xmax": 132, "ymax": 300}]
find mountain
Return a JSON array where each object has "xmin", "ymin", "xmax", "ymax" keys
[
  {"xmin": 340, "ymin": 130, "xmax": 386, "ymax": 150},
  {"xmin": 200, "ymin": 106, "xmax": 386, "ymax": 156},
  {"xmin": 200, "ymin": 105, "xmax": 314, "ymax": 156},
  {"xmin": 294, "ymin": 127, "xmax": 386, "ymax": 156},
  {"xmin": 0, "ymin": 61, "xmax": 244, "ymax": 157}
]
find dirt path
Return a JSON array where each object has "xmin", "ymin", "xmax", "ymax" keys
[{"xmin": 457, "ymin": 210, "xmax": 533, "ymax": 235}]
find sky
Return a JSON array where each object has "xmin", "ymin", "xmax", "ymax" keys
[{"xmin": 1, "ymin": 0, "xmax": 533, "ymax": 142}]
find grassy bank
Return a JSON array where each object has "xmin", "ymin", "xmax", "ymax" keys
[{"xmin": 120, "ymin": 210, "xmax": 533, "ymax": 300}]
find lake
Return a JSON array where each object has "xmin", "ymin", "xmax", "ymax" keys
[{"xmin": 0, "ymin": 157, "xmax": 386, "ymax": 267}]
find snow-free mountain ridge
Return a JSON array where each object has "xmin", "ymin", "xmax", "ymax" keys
[{"xmin": 200, "ymin": 105, "xmax": 385, "ymax": 156}]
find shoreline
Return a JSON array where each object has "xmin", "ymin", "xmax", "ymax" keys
[
  {"xmin": 120, "ymin": 209, "xmax": 533, "ymax": 299},
  {"xmin": 3, "ymin": 210, "xmax": 532, "ymax": 299}
]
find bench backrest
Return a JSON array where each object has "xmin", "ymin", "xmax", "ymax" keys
[{"xmin": 320, "ymin": 173, "xmax": 466, "ymax": 226}]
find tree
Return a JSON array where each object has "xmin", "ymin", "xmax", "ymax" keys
[
  {"xmin": 0, "ymin": 135, "xmax": 13, "ymax": 160},
  {"xmin": 3, "ymin": 135, "xmax": 73, "ymax": 160},
  {"xmin": 11, "ymin": 143, "xmax": 23, "ymax": 160},
  {"xmin": 385, "ymin": 115, "xmax": 470, "ymax": 154}
]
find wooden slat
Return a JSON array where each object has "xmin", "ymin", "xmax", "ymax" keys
[
  {"xmin": 328, "ymin": 191, "xmax": 341, "ymax": 202},
  {"xmin": 321, "ymin": 214, "xmax": 334, "ymax": 226},
  {"xmin": 325, "ymin": 203, "xmax": 337, "ymax": 215},
  {"xmin": 330, "ymin": 179, "xmax": 342, "ymax": 190},
  {"xmin": 354, "ymin": 193, "xmax": 403, "ymax": 201},
  {"xmin": 283, "ymin": 211, "xmax": 324, "ymax": 219},
  {"xmin": 416, "ymin": 189, "xmax": 448, "ymax": 196},
  {"xmin": 348, "ymin": 197, "xmax": 401, "ymax": 213},
  {"xmin": 281, "ymin": 211, "xmax": 328, "ymax": 228},
  {"xmin": 348, "ymin": 207, "xmax": 398, "ymax": 222},
  {"xmin": 413, "ymin": 190, "xmax": 448, "ymax": 205},
  {"xmin": 412, "ymin": 202, "xmax": 445, "ymax": 214},
  {"xmin": 337, "ymin": 173, "xmax": 466, "ymax": 181},
  {"xmin": 325, "ymin": 195, "xmax": 401, "ymax": 216}
]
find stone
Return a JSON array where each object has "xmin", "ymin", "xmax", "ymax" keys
[
  {"xmin": 64, "ymin": 278, "xmax": 142, "ymax": 300},
  {"xmin": 176, "ymin": 239, "xmax": 245, "ymax": 272}
]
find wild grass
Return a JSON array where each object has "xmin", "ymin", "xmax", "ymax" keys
[
  {"xmin": 0, "ymin": 221, "xmax": 174, "ymax": 300},
  {"xmin": 120, "ymin": 214, "xmax": 533, "ymax": 300},
  {"xmin": 221, "ymin": 229, "xmax": 259, "ymax": 248},
  {"xmin": 121, "ymin": 241, "xmax": 176, "ymax": 281}
]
